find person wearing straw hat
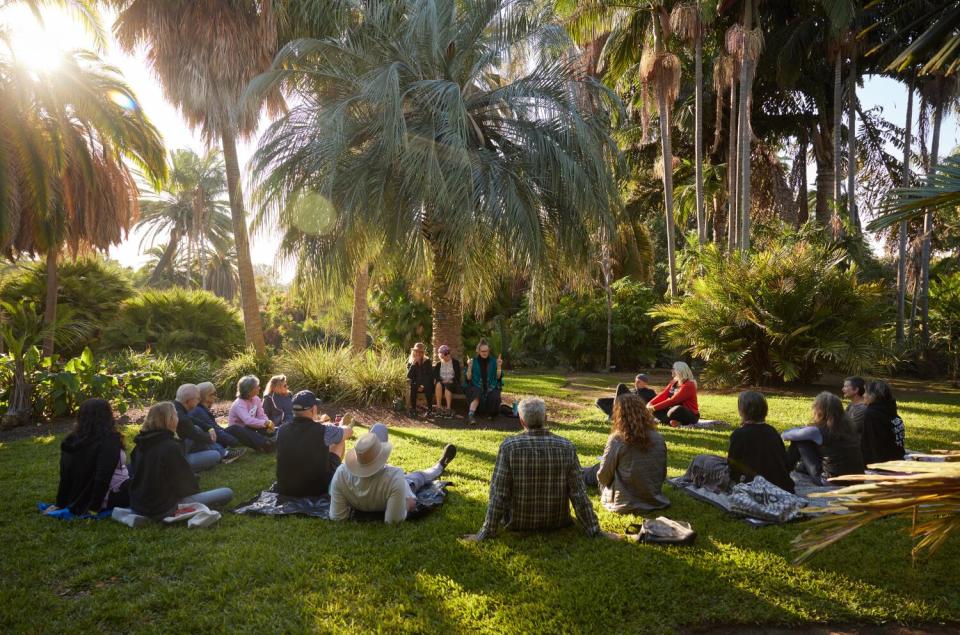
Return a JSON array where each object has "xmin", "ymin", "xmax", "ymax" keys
[{"xmin": 329, "ymin": 423, "xmax": 456, "ymax": 523}]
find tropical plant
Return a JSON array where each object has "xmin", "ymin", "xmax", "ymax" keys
[
  {"xmin": 248, "ymin": 0, "xmax": 621, "ymax": 359},
  {"xmin": 213, "ymin": 347, "xmax": 275, "ymax": 398},
  {"xmin": 651, "ymin": 241, "xmax": 891, "ymax": 386},
  {"xmin": 102, "ymin": 288, "xmax": 244, "ymax": 358},
  {"xmin": 369, "ymin": 278, "xmax": 434, "ymax": 352},
  {"xmin": 277, "ymin": 344, "xmax": 406, "ymax": 406},
  {"xmin": 931, "ymin": 272, "xmax": 960, "ymax": 383},
  {"xmin": 104, "ymin": 349, "xmax": 217, "ymax": 402}
]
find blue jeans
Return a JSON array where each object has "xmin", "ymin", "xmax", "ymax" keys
[
  {"xmin": 181, "ymin": 487, "xmax": 233, "ymax": 509},
  {"xmin": 214, "ymin": 427, "xmax": 241, "ymax": 447},
  {"xmin": 186, "ymin": 449, "xmax": 221, "ymax": 472},
  {"xmin": 225, "ymin": 424, "xmax": 272, "ymax": 450},
  {"xmin": 369, "ymin": 423, "xmax": 443, "ymax": 493}
]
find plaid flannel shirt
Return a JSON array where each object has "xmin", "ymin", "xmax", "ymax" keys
[{"xmin": 476, "ymin": 428, "xmax": 601, "ymax": 540}]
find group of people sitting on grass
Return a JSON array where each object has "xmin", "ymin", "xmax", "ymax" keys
[
  {"xmin": 406, "ymin": 338, "xmax": 505, "ymax": 424},
  {"xmin": 595, "ymin": 361, "xmax": 701, "ymax": 427},
  {"xmin": 44, "ymin": 361, "xmax": 908, "ymax": 539}
]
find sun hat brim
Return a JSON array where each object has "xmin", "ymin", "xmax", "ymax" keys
[{"xmin": 344, "ymin": 440, "xmax": 393, "ymax": 477}]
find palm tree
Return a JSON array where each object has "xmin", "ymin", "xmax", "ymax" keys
[
  {"xmin": 898, "ymin": 73, "xmax": 916, "ymax": 345},
  {"xmin": 0, "ymin": 48, "xmax": 166, "ymax": 356},
  {"xmin": 136, "ymin": 149, "xmax": 232, "ymax": 288},
  {"xmin": 248, "ymin": 0, "xmax": 620, "ymax": 358}
]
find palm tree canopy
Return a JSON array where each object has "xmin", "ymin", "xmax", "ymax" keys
[
  {"xmin": 248, "ymin": 0, "xmax": 622, "ymax": 303},
  {"xmin": 868, "ymin": 154, "xmax": 960, "ymax": 231}
]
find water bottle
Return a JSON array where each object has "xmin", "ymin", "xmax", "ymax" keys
[{"xmin": 511, "ymin": 400, "xmax": 518, "ymax": 417}]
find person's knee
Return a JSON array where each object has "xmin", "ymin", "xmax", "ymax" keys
[
  {"xmin": 370, "ymin": 422, "xmax": 389, "ymax": 443},
  {"xmin": 667, "ymin": 406, "xmax": 680, "ymax": 416}
]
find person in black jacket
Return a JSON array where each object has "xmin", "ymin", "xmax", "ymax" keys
[
  {"xmin": 129, "ymin": 402, "xmax": 233, "ymax": 519},
  {"xmin": 46, "ymin": 398, "xmax": 130, "ymax": 515},
  {"xmin": 726, "ymin": 391, "xmax": 794, "ymax": 493},
  {"xmin": 276, "ymin": 391, "xmax": 353, "ymax": 497},
  {"xmin": 595, "ymin": 374, "xmax": 658, "ymax": 418},
  {"xmin": 174, "ymin": 384, "xmax": 223, "ymax": 472},
  {"xmin": 433, "ymin": 344, "xmax": 462, "ymax": 415},
  {"xmin": 405, "ymin": 342, "xmax": 435, "ymax": 417},
  {"xmin": 861, "ymin": 380, "xmax": 906, "ymax": 464}
]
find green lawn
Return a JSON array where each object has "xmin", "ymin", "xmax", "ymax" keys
[{"xmin": 2, "ymin": 375, "xmax": 959, "ymax": 633}]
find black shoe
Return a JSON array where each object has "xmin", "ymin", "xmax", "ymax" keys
[
  {"xmin": 222, "ymin": 448, "xmax": 246, "ymax": 464},
  {"xmin": 439, "ymin": 444, "xmax": 457, "ymax": 468}
]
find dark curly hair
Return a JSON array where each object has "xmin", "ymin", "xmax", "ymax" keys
[
  {"xmin": 71, "ymin": 398, "xmax": 122, "ymax": 449},
  {"xmin": 611, "ymin": 393, "xmax": 658, "ymax": 450}
]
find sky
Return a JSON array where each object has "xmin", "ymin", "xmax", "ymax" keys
[{"xmin": 3, "ymin": 4, "xmax": 958, "ymax": 275}]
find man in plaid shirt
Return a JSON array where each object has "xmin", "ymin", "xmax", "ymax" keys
[{"xmin": 465, "ymin": 397, "xmax": 616, "ymax": 541}]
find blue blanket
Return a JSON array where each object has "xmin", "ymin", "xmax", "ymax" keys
[{"xmin": 38, "ymin": 502, "xmax": 112, "ymax": 520}]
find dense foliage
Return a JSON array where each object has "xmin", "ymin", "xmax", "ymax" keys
[
  {"xmin": 511, "ymin": 278, "xmax": 661, "ymax": 371},
  {"xmin": 102, "ymin": 288, "xmax": 244, "ymax": 358},
  {"xmin": 214, "ymin": 348, "xmax": 276, "ymax": 398},
  {"xmin": 279, "ymin": 345, "xmax": 406, "ymax": 406},
  {"xmin": 652, "ymin": 243, "xmax": 892, "ymax": 386},
  {"xmin": 931, "ymin": 272, "xmax": 960, "ymax": 384}
]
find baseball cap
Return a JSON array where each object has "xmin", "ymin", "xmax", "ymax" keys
[{"xmin": 291, "ymin": 390, "xmax": 322, "ymax": 411}]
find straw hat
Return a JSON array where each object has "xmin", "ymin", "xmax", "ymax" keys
[{"xmin": 344, "ymin": 432, "xmax": 393, "ymax": 477}]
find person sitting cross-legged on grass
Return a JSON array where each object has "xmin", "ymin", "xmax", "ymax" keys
[
  {"xmin": 263, "ymin": 374, "xmax": 295, "ymax": 427},
  {"xmin": 276, "ymin": 391, "xmax": 354, "ymax": 498},
  {"xmin": 582, "ymin": 393, "xmax": 670, "ymax": 513},
  {"xmin": 726, "ymin": 391, "xmax": 795, "ymax": 493},
  {"xmin": 782, "ymin": 392, "xmax": 864, "ymax": 486},
  {"xmin": 595, "ymin": 373, "xmax": 657, "ymax": 418},
  {"xmin": 174, "ymin": 383, "xmax": 225, "ymax": 472},
  {"xmin": 129, "ymin": 402, "xmax": 234, "ymax": 519},
  {"xmin": 188, "ymin": 382, "xmax": 248, "ymax": 464},
  {"xmin": 464, "ymin": 397, "xmax": 619, "ymax": 541},
  {"xmin": 647, "ymin": 362, "xmax": 700, "ymax": 427},
  {"xmin": 861, "ymin": 380, "xmax": 906, "ymax": 465},
  {"xmin": 406, "ymin": 342, "xmax": 435, "ymax": 417},
  {"xmin": 329, "ymin": 423, "xmax": 456, "ymax": 523},
  {"xmin": 46, "ymin": 398, "xmax": 130, "ymax": 516},
  {"xmin": 433, "ymin": 344, "xmax": 463, "ymax": 415},
  {"xmin": 227, "ymin": 375, "xmax": 276, "ymax": 453},
  {"xmin": 464, "ymin": 338, "xmax": 503, "ymax": 424}
]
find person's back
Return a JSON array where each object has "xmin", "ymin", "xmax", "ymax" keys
[
  {"xmin": 129, "ymin": 428, "xmax": 198, "ymax": 518},
  {"xmin": 56, "ymin": 431, "xmax": 123, "ymax": 514},
  {"xmin": 861, "ymin": 402, "xmax": 905, "ymax": 464},
  {"xmin": 845, "ymin": 402, "xmax": 867, "ymax": 435},
  {"xmin": 329, "ymin": 463, "xmax": 409, "ymax": 520},
  {"xmin": 599, "ymin": 430, "xmax": 669, "ymax": 512},
  {"xmin": 276, "ymin": 417, "xmax": 334, "ymax": 497},
  {"xmin": 817, "ymin": 423, "xmax": 864, "ymax": 478},
  {"xmin": 727, "ymin": 423, "xmax": 794, "ymax": 493}
]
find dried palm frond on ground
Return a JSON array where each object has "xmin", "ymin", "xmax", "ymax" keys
[{"xmin": 793, "ymin": 448, "xmax": 960, "ymax": 564}]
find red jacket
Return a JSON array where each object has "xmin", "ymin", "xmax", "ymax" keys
[{"xmin": 648, "ymin": 380, "xmax": 699, "ymax": 414}]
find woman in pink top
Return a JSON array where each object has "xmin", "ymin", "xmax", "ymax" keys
[{"xmin": 227, "ymin": 375, "xmax": 277, "ymax": 451}]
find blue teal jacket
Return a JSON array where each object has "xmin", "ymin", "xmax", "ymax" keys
[{"xmin": 465, "ymin": 356, "xmax": 503, "ymax": 391}]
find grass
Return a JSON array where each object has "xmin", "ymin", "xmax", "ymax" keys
[{"xmin": 2, "ymin": 374, "xmax": 960, "ymax": 633}]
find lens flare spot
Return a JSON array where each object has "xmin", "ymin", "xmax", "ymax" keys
[
  {"xmin": 108, "ymin": 89, "xmax": 138, "ymax": 111},
  {"xmin": 289, "ymin": 191, "xmax": 337, "ymax": 236}
]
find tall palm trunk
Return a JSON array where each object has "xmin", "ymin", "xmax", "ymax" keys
[
  {"xmin": 727, "ymin": 72, "xmax": 739, "ymax": 252},
  {"xmin": 148, "ymin": 229, "xmax": 181, "ymax": 286},
  {"xmin": 350, "ymin": 262, "xmax": 370, "ymax": 354},
  {"xmin": 832, "ymin": 53, "xmax": 842, "ymax": 225},
  {"xmin": 846, "ymin": 55, "xmax": 859, "ymax": 231},
  {"xmin": 658, "ymin": 84, "xmax": 678, "ymax": 296},
  {"xmin": 41, "ymin": 247, "xmax": 58, "ymax": 357},
  {"xmin": 429, "ymin": 241, "xmax": 463, "ymax": 360},
  {"xmin": 897, "ymin": 76, "xmax": 915, "ymax": 346},
  {"xmin": 736, "ymin": 0, "xmax": 753, "ymax": 253},
  {"xmin": 601, "ymin": 242, "xmax": 613, "ymax": 371},
  {"xmin": 920, "ymin": 93, "xmax": 944, "ymax": 349},
  {"xmin": 798, "ymin": 127, "xmax": 809, "ymax": 226},
  {"xmin": 221, "ymin": 125, "xmax": 266, "ymax": 355},
  {"xmin": 694, "ymin": 27, "xmax": 706, "ymax": 244}
]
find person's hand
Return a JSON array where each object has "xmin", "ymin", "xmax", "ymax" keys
[
  {"xmin": 461, "ymin": 533, "xmax": 481, "ymax": 542},
  {"xmin": 341, "ymin": 413, "xmax": 353, "ymax": 428},
  {"xmin": 601, "ymin": 530, "xmax": 624, "ymax": 541},
  {"xmin": 265, "ymin": 421, "xmax": 275, "ymax": 433},
  {"xmin": 208, "ymin": 429, "xmax": 217, "ymax": 442},
  {"xmin": 342, "ymin": 426, "xmax": 354, "ymax": 440},
  {"xmin": 465, "ymin": 358, "xmax": 472, "ymax": 379}
]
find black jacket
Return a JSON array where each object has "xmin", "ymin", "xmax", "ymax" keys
[
  {"xmin": 861, "ymin": 402, "xmax": 906, "ymax": 464},
  {"xmin": 433, "ymin": 358, "xmax": 462, "ymax": 385},
  {"xmin": 55, "ymin": 432, "xmax": 124, "ymax": 514},
  {"xmin": 276, "ymin": 417, "xmax": 334, "ymax": 497},
  {"xmin": 727, "ymin": 423, "xmax": 795, "ymax": 493},
  {"xmin": 129, "ymin": 429, "xmax": 199, "ymax": 518},
  {"xmin": 407, "ymin": 359, "xmax": 434, "ymax": 386},
  {"xmin": 174, "ymin": 400, "xmax": 214, "ymax": 452}
]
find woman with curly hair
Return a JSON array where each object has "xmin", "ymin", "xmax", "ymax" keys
[{"xmin": 583, "ymin": 393, "xmax": 670, "ymax": 513}]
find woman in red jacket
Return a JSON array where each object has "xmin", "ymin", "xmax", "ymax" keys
[{"xmin": 647, "ymin": 361, "xmax": 699, "ymax": 427}]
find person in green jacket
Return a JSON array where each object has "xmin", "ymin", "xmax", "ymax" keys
[{"xmin": 464, "ymin": 338, "xmax": 503, "ymax": 424}]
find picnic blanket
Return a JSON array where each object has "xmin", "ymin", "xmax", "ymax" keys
[
  {"xmin": 232, "ymin": 480, "xmax": 451, "ymax": 521},
  {"xmin": 684, "ymin": 419, "xmax": 732, "ymax": 430},
  {"xmin": 37, "ymin": 502, "xmax": 112, "ymax": 521},
  {"xmin": 111, "ymin": 503, "xmax": 222, "ymax": 528}
]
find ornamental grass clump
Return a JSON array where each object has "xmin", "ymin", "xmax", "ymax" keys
[{"xmin": 651, "ymin": 242, "xmax": 892, "ymax": 386}]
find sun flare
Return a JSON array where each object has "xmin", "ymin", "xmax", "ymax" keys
[{"xmin": 1, "ymin": 5, "xmax": 89, "ymax": 73}]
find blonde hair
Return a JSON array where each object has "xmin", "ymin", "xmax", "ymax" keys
[
  {"xmin": 672, "ymin": 361, "xmax": 696, "ymax": 385},
  {"xmin": 408, "ymin": 342, "xmax": 427, "ymax": 364},
  {"xmin": 265, "ymin": 375, "xmax": 287, "ymax": 395},
  {"xmin": 143, "ymin": 402, "xmax": 177, "ymax": 434}
]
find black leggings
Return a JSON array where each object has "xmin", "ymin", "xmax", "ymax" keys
[
  {"xmin": 786, "ymin": 440, "xmax": 824, "ymax": 484},
  {"xmin": 409, "ymin": 381, "xmax": 434, "ymax": 409},
  {"xmin": 653, "ymin": 406, "xmax": 699, "ymax": 426}
]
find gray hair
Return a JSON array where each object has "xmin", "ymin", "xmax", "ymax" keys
[
  {"xmin": 197, "ymin": 382, "xmax": 216, "ymax": 401},
  {"xmin": 236, "ymin": 375, "xmax": 260, "ymax": 399},
  {"xmin": 518, "ymin": 397, "xmax": 547, "ymax": 429},
  {"xmin": 175, "ymin": 383, "xmax": 199, "ymax": 404}
]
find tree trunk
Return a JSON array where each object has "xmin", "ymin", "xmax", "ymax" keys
[
  {"xmin": 846, "ymin": 55, "xmax": 860, "ymax": 231},
  {"xmin": 712, "ymin": 194, "xmax": 723, "ymax": 243},
  {"xmin": 694, "ymin": 31, "xmax": 706, "ymax": 244},
  {"xmin": 350, "ymin": 262, "xmax": 370, "ymax": 354},
  {"xmin": 429, "ymin": 241, "xmax": 463, "ymax": 360},
  {"xmin": 602, "ymin": 242, "xmax": 613, "ymax": 371},
  {"xmin": 909, "ymin": 255, "xmax": 920, "ymax": 343},
  {"xmin": 221, "ymin": 125, "xmax": 266, "ymax": 355},
  {"xmin": 148, "ymin": 229, "xmax": 181, "ymax": 286},
  {"xmin": 41, "ymin": 247, "xmax": 58, "ymax": 358},
  {"xmin": 832, "ymin": 53, "xmax": 843, "ymax": 223},
  {"xmin": 737, "ymin": 0, "xmax": 753, "ymax": 253},
  {"xmin": 814, "ymin": 120, "xmax": 834, "ymax": 228},
  {"xmin": 920, "ymin": 93, "xmax": 944, "ymax": 349},
  {"xmin": 727, "ymin": 73, "xmax": 739, "ymax": 252},
  {"xmin": 897, "ymin": 75, "xmax": 915, "ymax": 346},
  {"xmin": 658, "ymin": 87, "xmax": 678, "ymax": 296},
  {"xmin": 798, "ymin": 127, "xmax": 809, "ymax": 226}
]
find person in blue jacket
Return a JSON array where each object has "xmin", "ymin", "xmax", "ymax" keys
[{"xmin": 464, "ymin": 338, "xmax": 503, "ymax": 424}]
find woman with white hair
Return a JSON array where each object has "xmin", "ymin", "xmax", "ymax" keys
[
  {"xmin": 647, "ymin": 362, "xmax": 700, "ymax": 427},
  {"xmin": 226, "ymin": 375, "xmax": 276, "ymax": 452}
]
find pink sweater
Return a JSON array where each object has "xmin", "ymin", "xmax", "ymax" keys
[{"xmin": 228, "ymin": 397, "xmax": 270, "ymax": 429}]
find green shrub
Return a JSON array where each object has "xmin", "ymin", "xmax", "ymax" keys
[
  {"xmin": 931, "ymin": 272, "xmax": 960, "ymax": 383},
  {"xmin": 510, "ymin": 278, "xmax": 661, "ymax": 371},
  {"xmin": 651, "ymin": 242, "xmax": 892, "ymax": 386},
  {"xmin": 104, "ymin": 350, "xmax": 217, "ymax": 402},
  {"xmin": 370, "ymin": 278, "xmax": 432, "ymax": 349},
  {"xmin": 340, "ymin": 349, "xmax": 408, "ymax": 406},
  {"xmin": 102, "ymin": 288, "xmax": 244, "ymax": 358},
  {"xmin": 214, "ymin": 348, "xmax": 276, "ymax": 398},
  {"xmin": 0, "ymin": 257, "xmax": 133, "ymax": 356},
  {"xmin": 278, "ymin": 345, "xmax": 405, "ymax": 405}
]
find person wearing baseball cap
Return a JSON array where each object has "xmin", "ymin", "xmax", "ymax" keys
[
  {"xmin": 432, "ymin": 344, "xmax": 463, "ymax": 416},
  {"xmin": 329, "ymin": 423, "xmax": 456, "ymax": 523},
  {"xmin": 275, "ymin": 390, "xmax": 354, "ymax": 498},
  {"xmin": 595, "ymin": 373, "xmax": 658, "ymax": 418}
]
